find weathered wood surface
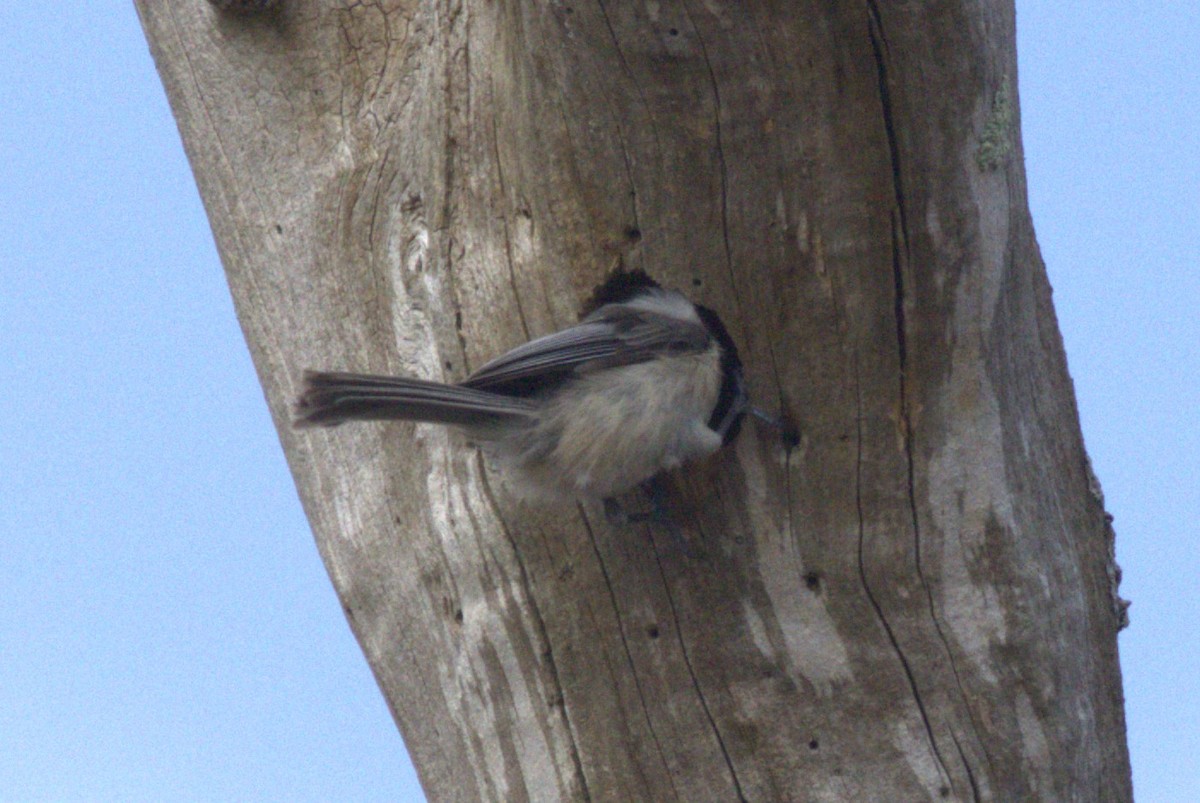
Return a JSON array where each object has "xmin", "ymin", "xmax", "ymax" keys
[{"xmin": 137, "ymin": 1, "xmax": 1131, "ymax": 799}]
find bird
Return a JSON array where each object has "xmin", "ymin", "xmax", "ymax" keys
[{"xmin": 294, "ymin": 270, "xmax": 749, "ymax": 507}]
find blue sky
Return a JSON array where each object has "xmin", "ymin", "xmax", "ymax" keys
[
  {"xmin": 1020, "ymin": 4, "xmax": 1200, "ymax": 798},
  {"xmin": 1, "ymin": 4, "xmax": 1194, "ymax": 800}
]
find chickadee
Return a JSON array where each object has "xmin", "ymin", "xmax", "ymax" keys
[{"xmin": 294, "ymin": 271, "xmax": 749, "ymax": 504}]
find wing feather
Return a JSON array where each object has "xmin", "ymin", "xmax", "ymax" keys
[{"xmin": 464, "ymin": 305, "xmax": 711, "ymax": 394}]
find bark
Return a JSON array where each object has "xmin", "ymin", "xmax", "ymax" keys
[{"xmin": 136, "ymin": 1, "xmax": 1131, "ymax": 800}]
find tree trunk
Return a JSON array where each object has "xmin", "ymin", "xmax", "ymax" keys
[{"xmin": 136, "ymin": 1, "xmax": 1131, "ymax": 800}]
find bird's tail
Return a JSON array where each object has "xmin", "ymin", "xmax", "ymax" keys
[{"xmin": 293, "ymin": 370, "xmax": 537, "ymax": 428}]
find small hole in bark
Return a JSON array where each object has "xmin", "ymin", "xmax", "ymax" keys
[
  {"xmin": 804, "ymin": 572, "xmax": 822, "ymax": 591},
  {"xmin": 454, "ymin": 609, "xmax": 463, "ymax": 624},
  {"xmin": 646, "ymin": 624, "xmax": 660, "ymax": 639},
  {"xmin": 669, "ymin": 27, "xmax": 679, "ymax": 36},
  {"xmin": 780, "ymin": 418, "xmax": 801, "ymax": 449},
  {"xmin": 939, "ymin": 787, "xmax": 951, "ymax": 798},
  {"xmin": 274, "ymin": 223, "xmax": 283, "ymax": 234},
  {"xmin": 624, "ymin": 226, "xmax": 641, "ymax": 242},
  {"xmin": 692, "ymin": 277, "xmax": 703, "ymax": 287},
  {"xmin": 455, "ymin": 311, "xmax": 463, "ymax": 330},
  {"xmin": 808, "ymin": 739, "xmax": 819, "ymax": 750},
  {"xmin": 445, "ymin": 361, "xmax": 453, "ymax": 370}
]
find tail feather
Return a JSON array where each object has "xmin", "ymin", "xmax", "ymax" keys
[{"xmin": 294, "ymin": 370, "xmax": 537, "ymax": 428}]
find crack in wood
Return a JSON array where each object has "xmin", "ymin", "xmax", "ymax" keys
[
  {"xmin": 679, "ymin": 0, "xmax": 751, "ymax": 355},
  {"xmin": 593, "ymin": 0, "xmax": 647, "ymax": 241},
  {"xmin": 439, "ymin": 0, "xmax": 470, "ymax": 366},
  {"xmin": 581, "ymin": 511, "xmax": 679, "ymax": 800},
  {"xmin": 951, "ymin": 728, "xmax": 982, "ymax": 801},
  {"xmin": 652, "ymin": 541, "xmax": 748, "ymax": 802},
  {"xmin": 865, "ymin": 4, "xmax": 987, "ymax": 795},
  {"xmin": 853, "ymin": 352, "xmax": 954, "ymax": 795},
  {"xmin": 487, "ymin": 98, "xmax": 532, "ymax": 341},
  {"xmin": 477, "ymin": 461, "xmax": 594, "ymax": 801}
]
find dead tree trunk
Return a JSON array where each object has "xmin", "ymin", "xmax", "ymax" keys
[{"xmin": 137, "ymin": 1, "xmax": 1131, "ymax": 799}]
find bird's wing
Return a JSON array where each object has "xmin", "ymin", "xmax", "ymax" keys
[{"xmin": 463, "ymin": 308, "xmax": 710, "ymax": 395}]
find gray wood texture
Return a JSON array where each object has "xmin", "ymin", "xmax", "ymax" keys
[{"xmin": 136, "ymin": 1, "xmax": 1132, "ymax": 799}]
